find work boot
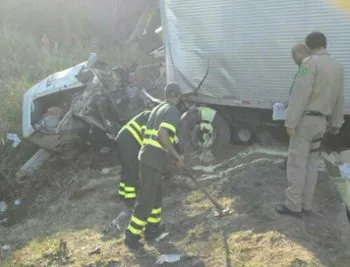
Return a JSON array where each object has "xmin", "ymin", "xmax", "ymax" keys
[
  {"xmin": 124, "ymin": 231, "xmax": 143, "ymax": 250},
  {"xmin": 144, "ymin": 224, "xmax": 167, "ymax": 242},
  {"xmin": 275, "ymin": 204, "xmax": 302, "ymax": 218}
]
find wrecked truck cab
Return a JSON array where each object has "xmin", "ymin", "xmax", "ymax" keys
[
  {"xmin": 18, "ymin": 54, "xmax": 162, "ymax": 179},
  {"xmin": 22, "ymin": 61, "xmax": 88, "ymax": 154}
]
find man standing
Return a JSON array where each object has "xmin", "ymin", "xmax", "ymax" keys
[
  {"xmin": 115, "ymin": 110, "xmax": 151, "ymax": 208},
  {"xmin": 276, "ymin": 32, "xmax": 344, "ymax": 217},
  {"xmin": 124, "ymin": 83, "xmax": 185, "ymax": 249},
  {"xmin": 280, "ymin": 43, "xmax": 312, "ymax": 170}
]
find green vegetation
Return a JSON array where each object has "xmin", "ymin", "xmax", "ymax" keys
[{"xmin": 0, "ymin": 26, "xmax": 90, "ymax": 133}]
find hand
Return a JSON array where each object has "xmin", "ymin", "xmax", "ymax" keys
[
  {"xmin": 176, "ymin": 155, "xmax": 186, "ymax": 169},
  {"xmin": 328, "ymin": 127, "xmax": 340, "ymax": 135},
  {"xmin": 286, "ymin": 127, "xmax": 296, "ymax": 137}
]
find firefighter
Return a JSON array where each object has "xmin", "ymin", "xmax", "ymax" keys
[
  {"xmin": 124, "ymin": 83, "xmax": 185, "ymax": 249},
  {"xmin": 115, "ymin": 110, "xmax": 151, "ymax": 208},
  {"xmin": 276, "ymin": 32, "xmax": 344, "ymax": 217},
  {"xmin": 279, "ymin": 43, "xmax": 312, "ymax": 170}
]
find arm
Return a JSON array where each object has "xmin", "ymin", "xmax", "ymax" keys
[
  {"xmin": 285, "ymin": 61, "xmax": 316, "ymax": 129},
  {"xmin": 330, "ymin": 67, "xmax": 344, "ymax": 129},
  {"xmin": 158, "ymin": 128, "xmax": 182, "ymax": 161}
]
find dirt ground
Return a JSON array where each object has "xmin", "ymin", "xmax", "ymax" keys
[{"xmin": 1, "ymin": 144, "xmax": 350, "ymax": 267}]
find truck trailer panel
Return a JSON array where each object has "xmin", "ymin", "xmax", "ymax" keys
[{"xmin": 161, "ymin": 0, "xmax": 350, "ymax": 113}]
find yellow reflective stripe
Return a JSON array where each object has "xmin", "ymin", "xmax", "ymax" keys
[
  {"xmin": 144, "ymin": 129, "xmax": 158, "ymax": 136},
  {"xmin": 141, "ymin": 125, "xmax": 146, "ymax": 134},
  {"xmin": 120, "ymin": 182, "xmax": 125, "ymax": 187},
  {"xmin": 129, "ymin": 120, "xmax": 142, "ymax": 132},
  {"xmin": 127, "ymin": 225, "xmax": 142, "ymax": 235},
  {"xmin": 125, "ymin": 193, "xmax": 137, "ymax": 199},
  {"xmin": 125, "ymin": 186, "xmax": 135, "ymax": 192},
  {"xmin": 147, "ymin": 217, "xmax": 161, "ymax": 223},
  {"xmin": 151, "ymin": 208, "xmax": 161, "ymax": 214},
  {"xmin": 131, "ymin": 216, "xmax": 147, "ymax": 226},
  {"xmin": 118, "ymin": 191, "xmax": 125, "ymax": 196},
  {"xmin": 159, "ymin": 122, "xmax": 176, "ymax": 133},
  {"xmin": 126, "ymin": 125, "xmax": 142, "ymax": 146},
  {"xmin": 142, "ymin": 138, "xmax": 165, "ymax": 150},
  {"xmin": 199, "ymin": 107, "xmax": 216, "ymax": 123}
]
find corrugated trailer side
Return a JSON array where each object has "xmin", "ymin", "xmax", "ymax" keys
[{"xmin": 161, "ymin": 0, "xmax": 350, "ymax": 113}]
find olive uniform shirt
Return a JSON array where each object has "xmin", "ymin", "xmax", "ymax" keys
[
  {"xmin": 138, "ymin": 102, "xmax": 181, "ymax": 172},
  {"xmin": 286, "ymin": 49, "xmax": 344, "ymax": 129}
]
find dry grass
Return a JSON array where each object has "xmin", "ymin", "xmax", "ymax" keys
[
  {"xmin": 2, "ymin": 229, "xmax": 129, "ymax": 267},
  {"xmin": 1, "ymin": 147, "xmax": 350, "ymax": 267}
]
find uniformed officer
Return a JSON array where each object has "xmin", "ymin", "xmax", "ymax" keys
[
  {"xmin": 115, "ymin": 110, "xmax": 151, "ymax": 208},
  {"xmin": 280, "ymin": 43, "xmax": 312, "ymax": 170},
  {"xmin": 124, "ymin": 83, "xmax": 185, "ymax": 249},
  {"xmin": 276, "ymin": 32, "xmax": 344, "ymax": 217}
]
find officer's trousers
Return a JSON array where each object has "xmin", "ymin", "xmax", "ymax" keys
[
  {"xmin": 285, "ymin": 115, "xmax": 327, "ymax": 212},
  {"xmin": 126, "ymin": 162, "xmax": 162, "ymax": 238},
  {"xmin": 116, "ymin": 135, "xmax": 140, "ymax": 203}
]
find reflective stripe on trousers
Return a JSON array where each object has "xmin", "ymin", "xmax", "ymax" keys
[
  {"xmin": 118, "ymin": 182, "xmax": 126, "ymax": 196},
  {"xmin": 118, "ymin": 182, "xmax": 137, "ymax": 199},
  {"xmin": 127, "ymin": 208, "xmax": 162, "ymax": 235}
]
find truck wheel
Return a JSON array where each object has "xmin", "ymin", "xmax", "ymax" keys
[
  {"xmin": 177, "ymin": 107, "xmax": 231, "ymax": 157},
  {"xmin": 232, "ymin": 123, "xmax": 254, "ymax": 144}
]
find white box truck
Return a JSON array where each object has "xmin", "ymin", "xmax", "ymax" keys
[{"xmin": 159, "ymin": 0, "xmax": 350, "ymax": 154}]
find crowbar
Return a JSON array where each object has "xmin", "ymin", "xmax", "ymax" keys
[{"xmin": 183, "ymin": 167, "xmax": 233, "ymax": 217}]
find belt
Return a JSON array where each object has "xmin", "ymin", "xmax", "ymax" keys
[{"xmin": 303, "ymin": 111, "xmax": 326, "ymax": 117}]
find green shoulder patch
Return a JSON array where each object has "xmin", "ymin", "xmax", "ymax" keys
[{"xmin": 298, "ymin": 66, "xmax": 308, "ymax": 76}]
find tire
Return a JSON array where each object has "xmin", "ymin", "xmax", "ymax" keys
[
  {"xmin": 232, "ymin": 124, "xmax": 254, "ymax": 144},
  {"xmin": 177, "ymin": 107, "xmax": 231, "ymax": 157}
]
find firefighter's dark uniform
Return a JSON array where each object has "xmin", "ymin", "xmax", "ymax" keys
[
  {"xmin": 115, "ymin": 110, "xmax": 150, "ymax": 207},
  {"xmin": 124, "ymin": 101, "xmax": 181, "ymax": 247}
]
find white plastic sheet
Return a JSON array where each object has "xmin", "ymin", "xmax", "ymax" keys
[
  {"xmin": 272, "ymin": 102, "xmax": 287, "ymax": 121},
  {"xmin": 6, "ymin": 133, "xmax": 21, "ymax": 148},
  {"xmin": 156, "ymin": 254, "xmax": 183, "ymax": 264}
]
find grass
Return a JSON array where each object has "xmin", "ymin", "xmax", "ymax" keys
[
  {"xmin": 5, "ymin": 229, "xmax": 128, "ymax": 267},
  {"xmin": 1, "ymin": 148, "xmax": 350, "ymax": 267}
]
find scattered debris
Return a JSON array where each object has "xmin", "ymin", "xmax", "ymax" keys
[
  {"xmin": 213, "ymin": 208, "xmax": 233, "ymax": 217},
  {"xmin": 101, "ymin": 168, "xmax": 112, "ymax": 175},
  {"xmin": 156, "ymin": 253, "xmax": 183, "ymax": 265},
  {"xmin": 6, "ymin": 133, "xmax": 21, "ymax": 148},
  {"xmin": 14, "ymin": 199, "xmax": 21, "ymax": 206},
  {"xmin": 104, "ymin": 210, "xmax": 132, "ymax": 233},
  {"xmin": 2, "ymin": 245, "xmax": 10, "ymax": 251},
  {"xmin": 88, "ymin": 247, "xmax": 101, "ymax": 256},
  {"xmin": 0, "ymin": 201, "xmax": 7, "ymax": 212},
  {"xmin": 155, "ymin": 232, "xmax": 169, "ymax": 242}
]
